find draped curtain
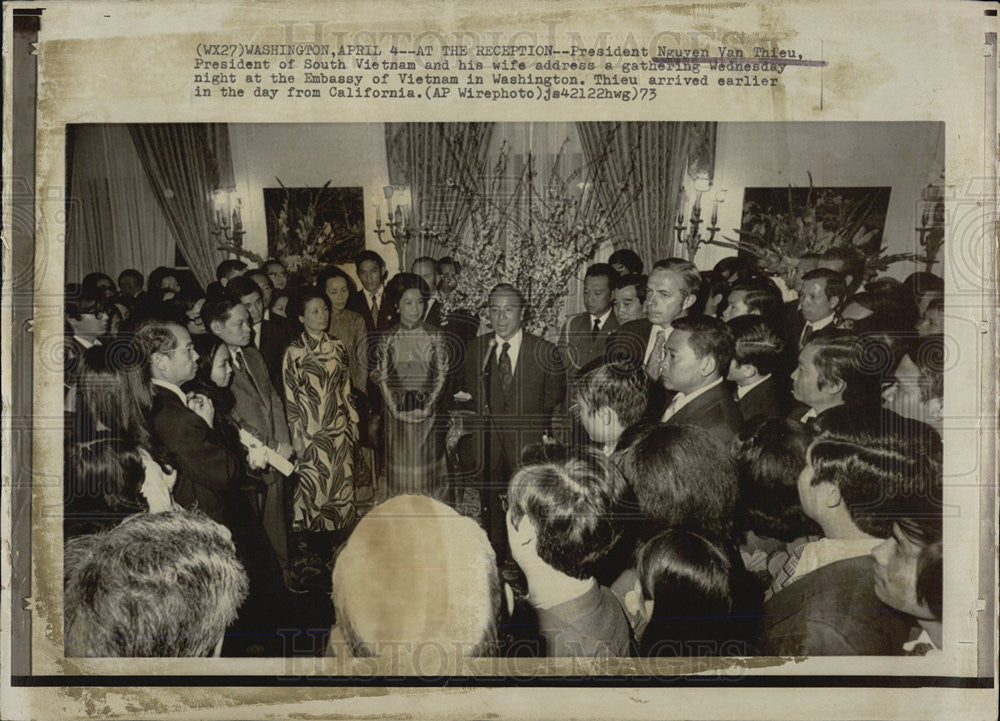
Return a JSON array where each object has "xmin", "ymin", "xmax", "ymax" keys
[
  {"xmin": 576, "ymin": 122, "xmax": 716, "ymax": 264},
  {"xmin": 384, "ymin": 122, "xmax": 493, "ymax": 268},
  {"xmin": 65, "ymin": 125, "xmax": 176, "ymax": 282},
  {"xmin": 128, "ymin": 124, "xmax": 234, "ymax": 288}
]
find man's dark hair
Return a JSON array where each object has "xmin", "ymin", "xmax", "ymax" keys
[
  {"xmin": 64, "ymin": 510, "xmax": 248, "ymax": 657},
  {"xmin": 507, "ymin": 450, "xmax": 626, "ymax": 579},
  {"xmin": 215, "ymin": 259, "xmax": 248, "ymax": 282},
  {"xmin": 438, "ymin": 255, "xmax": 461, "ymax": 273},
  {"xmin": 354, "ymin": 249, "xmax": 386, "ymax": 271},
  {"xmin": 82, "ymin": 272, "xmax": 115, "ymax": 297},
  {"xmin": 612, "ymin": 273, "xmax": 647, "ymax": 303},
  {"xmin": 733, "ymin": 418, "xmax": 817, "ymax": 542},
  {"xmin": 65, "ymin": 285, "xmax": 109, "ymax": 322},
  {"xmin": 200, "ymin": 294, "xmax": 243, "ymax": 331},
  {"xmin": 730, "ymin": 277, "xmax": 783, "ymax": 321},
  {"xmin": 117, "ymin": 269, "xmax": 143, "ymax": 287},
  {"xmin": 804, "ymin": 329, "xmax": 882, "ymax": 409},
  {"xmin": 670, "ymin": 315, "xmax": 736, "ymax": 378},
  {"xmin": 728, "ymin": 315, "xmax": 786, "ymax": 377},
  {"xmin": 224, "ymin": 275, "xmax": 261, "ymax": 300},
  {"xmin": 584, "ymin": 262, "xmax": 620, "ymax": 286},
  {"xmin": 713, "ymin": 256, "xmax": 753, "ymax": 284},
  {"xmin": 575, "ymin": 361, "xmax": 649, "ymax": 430},
  {"xmin": 608, "ymin": 248, "xmax": 644, "ymax": 275},
  {"xmin": 131, "ymin": 317, "xmax": 180, "ymax": 357},
  {"xmin": 808, "ymin": 425, "xmax": 942, "ymax": 538},
  {"xmin": 613, "ymin": 423, "xmax": 737, "ymax": 542}
]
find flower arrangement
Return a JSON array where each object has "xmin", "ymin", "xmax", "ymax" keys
[
  {"xmin": 439, "ymin": 129, "xmax": 639, "ymax": 335},
  {"xmin": 710, "ymin": 175, "xmax": 925, "ymax": 286},
  {"xmin": 261, "ymin": 180, "xmax": 366, "ymax": 283}
]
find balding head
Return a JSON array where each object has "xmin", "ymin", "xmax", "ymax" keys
[{"xmin": 331, "ymin": 495, "xmax": 500, "ymax": 659}]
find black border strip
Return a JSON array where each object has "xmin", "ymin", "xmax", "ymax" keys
[{"xmin": 10, "ymin": 675, "xmax": 994, "ymax": 688}]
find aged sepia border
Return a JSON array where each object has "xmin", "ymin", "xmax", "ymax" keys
[{"xmin": 2, "ymin": 1, "xmax": 997, "ymax": 719}]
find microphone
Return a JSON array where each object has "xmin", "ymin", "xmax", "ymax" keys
[{"xmin": 481, "ymin": 337, "xmax": 497, "ymax": 374}]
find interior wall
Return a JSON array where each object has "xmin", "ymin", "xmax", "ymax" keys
[
  {"xmin": 695, "ymin": 122, "xmax": 945, "ymax": 281},
  {"xmin": 228, "ymin": 123, "xmax": 396, "ymax": 276}
]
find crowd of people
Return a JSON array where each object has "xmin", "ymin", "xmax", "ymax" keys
[{"xmin": 62, "ymin": 244, "xmax": 945, "ymax": 662}]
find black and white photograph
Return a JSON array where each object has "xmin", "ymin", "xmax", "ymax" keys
[
  {"xmin": 3, "ymin": 1, "xmax": 996, "ymax": 719},
  {"xmin": 60, "ymin": 120, "xmax": 948, "ymax": 660}
]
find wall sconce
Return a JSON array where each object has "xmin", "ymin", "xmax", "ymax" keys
[
  {"xmin": 675, "ymin": 176, "xmax": 726, "ymax": 262},
  {"xmin": 210, "ymin": 188, "xmax": 244, "ymax": 246}
]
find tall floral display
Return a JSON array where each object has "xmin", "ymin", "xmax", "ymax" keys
[
  {"xmin": 438, "ymin": 127, "xmax": 642, "ymax": 335},
  {"xmin": 712, "ymin": 176, "xmax": 924, "ymax": 286}
]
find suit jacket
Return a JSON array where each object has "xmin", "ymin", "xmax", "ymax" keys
[
  {"xmin": 230, "ymin": 345, "xmax": 291, "ymax": 457},
  {"xmin": 603, "ymin": 318, "xmax": 669, "ymax": 420},
  {"xmin": 737, "ymin": 376, "xmax": 789, "ymax": 427},
  {"xmin": 256, "ymin": 317, "xmax": 295, "ymax": 395},
  {"xmin": 348, "ymin": 288, "xmax": 395, "ymax": 334},
  {"xmin": 758, "ymin": 555, "xmax": 916, "ymax": 655},
  {"xmin": 455, "ymin": 332, "xmax": 567, "ymax": 473},
  {"xmin": 151, "ymin": 386, "xmax": 242, "ymax": 523},
  {"xmin": 423, "ymin": 297, "xmax": 443, "ymax": 328},
  {"xmin": 559, "ymin": 311, "xmax": 621, "ymax": 378},
  {"xmin": 663, "ymin": 381, "xmax": 744, "ymax": 448}
]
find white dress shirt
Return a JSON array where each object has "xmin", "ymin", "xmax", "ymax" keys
[
  {"xmin": 152, "ymin": 378, "xmax": 188, "ymax": 406},
  {"xmin": 661, "ymin": 377, "xmax": 724, "ymax": 422},
  {"xmin": 494, "ymin": 328, "xmax": 523, "ymax": 374},
  {"xmin": 736, "ymin": 374, "xmax": 772, "ymax": 400},
  {"xmin": 589, "ymin": 308, "xmax": 613, "ymax": 333}
]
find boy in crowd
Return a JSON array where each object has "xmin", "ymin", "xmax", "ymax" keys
[
  {"xmin": 726, "ymin": 315, "xmax": 789, "ymax": 426},
  {"xmin": 505, "ymin": 450, "xmax": 633, "ymax": 657},
  {"xmin": 573, "ymin": 361, "xmax": 648, "ymax": 456}
]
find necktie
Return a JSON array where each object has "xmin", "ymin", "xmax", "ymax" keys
[
  {"xmin": 371, "ymin": 294, "xmax": 380, "ymax": 323},
  {"xmin": 591, "ymin": 317, "xmax": 601, "ymax": 339},
  {"xmin": 233, "ymin": 349, "xmax": 248, "ymax": 376},
  {"xmin": 800, "ymin": 323, "xmax": 814, "ymax": 347},
  {"xmin": 498, "ymin": 342, "xmax": 513, "ymax": 391}
]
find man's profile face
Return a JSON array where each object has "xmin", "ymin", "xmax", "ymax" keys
[
  {"xmin": 156, "ymin": 325, "xmax": 198, "ymax": 385},
  {"xmin": 882, "ymin": 354, "xmax": 938, "ymax": 425},
  {"xmin": 211, "ymin": 303, "xmax": 252, "ymax": 348},
  {"xmin": 488, "ymin": 289, "xmax": 524, "ymax": 341},
  {"xmin": 658, "ymin": 329, "xmax": 706, "ymax": 393},
  {"xmin": 357, "ymin": 259, "xmax": 384, "ymax": 294},
  {"xmin": 119, "ymin": 275, "xmax": 141, "ymax": 297},
  {"xmin": 583, "ymin": 275, "xmax": 613, "ymax": 317}
]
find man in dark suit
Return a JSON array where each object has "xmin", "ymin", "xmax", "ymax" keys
[
  {"xmin": 786, "ymin": 268, "xmax": 845, "ymax": 351},
  {"xmin": 347, "ymin": 249, "xmax": 395, "ymax": 333},
  {"xmin": 226, "ymin": 275, "xmax": 293, "ymax": 394},
  {"xmin": 559, "ymin": 263, "xmax": 621, "ymax": 383},
  {"xmin": 139, "ymin": 318, "xmax": 242, "ymax": 522},
  {"xmin": 64, "ymin": 287, "xmax": 110, "ymax": 395},
  {"xmin": 412, "ymin": 256, "xmax": 444, "ymax": 327},
  {"xmin": 453, "ymin": 283, "xmax": 566, "ymax": 560},
  {"xmin": 203, "ymin": 295, "xmax": 294, "ymax": 586},
  {"xmin": 726, "ymin": 315, "xmax": 790, "ymax": 427},
  {"xmin": 605, "ymin": 258, "xmax": 700, "ymax": 420},
  {"xmin": 658, "ymin": 315, "xmax": 743, "ymax": 448}
]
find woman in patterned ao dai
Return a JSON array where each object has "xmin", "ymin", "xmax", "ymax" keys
[{"xmin": 283, "ymin": 287, "xmax": 360, "ymax": 531}]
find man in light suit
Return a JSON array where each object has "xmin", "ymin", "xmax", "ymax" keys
[
  {"xmin": 604, "ymin": 258, "xmax": 700, "ymax": 420},
  {"xmin": 453, "ymin": 283, "xmax": 567, "ymax": 561},
  {"xmin": 203, "ymin": 295, "xmax": 294, "ymax": 586}
]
